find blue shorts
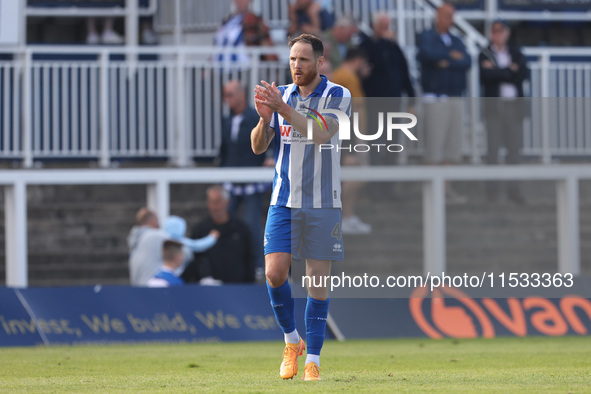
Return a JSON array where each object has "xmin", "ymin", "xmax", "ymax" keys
[{"xmin": 264, "ymin": 205, "xmax": 344, "ymax": 261}]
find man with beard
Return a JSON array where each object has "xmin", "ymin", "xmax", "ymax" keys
[{"xmin": 251, "ymin": 33, "xmax": 351, "ymax": 381}]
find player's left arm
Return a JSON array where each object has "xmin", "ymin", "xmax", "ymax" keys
[
  {"xmin": 256, "ymin": 80, "xmax": 349, "ymax": 145},
  {"xmin": 283, "ymin": 108, "xmax": 339, "ymax": 145}
]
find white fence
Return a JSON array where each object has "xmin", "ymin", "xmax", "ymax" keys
[
  {"xmin": 1, "ymin": 45, "xmax": 591, "ymax": 167},
  {"xmin": 0, "ymin": 46, "xmax": 292, "ymax": 167},
  {"xmin": 525, "ymin": 49, "xmax": 591, "ymax": 163}
]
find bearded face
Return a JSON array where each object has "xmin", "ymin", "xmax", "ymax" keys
[
  {"xmin": 289, "ymin": 42, "xmax": 323, "ymax": 87},
  {"xmin": 291, "ymin": 66, "xmax": 318, "ymax": 86}
]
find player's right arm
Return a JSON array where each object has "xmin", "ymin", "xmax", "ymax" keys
[
  {"xmin": 251, "ymin": 118, "xmax": 274, "ymax": 155},
  {"xmin": 251, "ymin": 88, "xmax": 275, "ymax": 155}
]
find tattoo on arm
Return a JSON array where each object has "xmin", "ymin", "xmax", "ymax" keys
[
  {"xmin": 265, "ymin": 124, "xmax": 273, "ymax": 147},
  {"xmin": 326, "ymin": 117, "xmax": 339, "ymax": 138}
]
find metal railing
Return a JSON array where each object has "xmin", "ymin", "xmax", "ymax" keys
[
  {"xmin": 0, "ymin": 46, "xmax": 291, "ymax": 167},
  {"xmin": 1, "ymin": 45, "xmax": 591, "ymax": 167},
  {"xmin": 523, "ymin": 48, "xmax": 591, "ymax": 163}
]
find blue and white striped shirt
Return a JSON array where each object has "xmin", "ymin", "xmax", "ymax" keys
[
  {"xmin": 147, "ymin": 266, "xmax": 184, "ymax": 287},
  {"xmin": 269, "ymin": 75, "xmax": 351, "ymax": 209}
]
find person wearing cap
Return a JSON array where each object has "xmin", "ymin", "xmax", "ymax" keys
[{"xmin": 480, "ymin": 19, "xmax": 528, "ymax": 204}]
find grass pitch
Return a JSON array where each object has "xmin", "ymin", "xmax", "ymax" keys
[{"xmin": 0, "ymin": 337, "xmax": 589, "ymax": 392}]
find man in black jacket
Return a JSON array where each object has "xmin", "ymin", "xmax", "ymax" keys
[
  {"xmin": 359, "ymin": 11, "xmax": 415, "ymax": 196},
  {"xmin": 479, "ymin": 20, "xmax": 528, "ymax": 204},
  {"xmin": 360, "ymin": 12, "xmax": 415, "ymax": 100},
  {"xmin": 219, "ymin": 80, "xmax": 273, "ymax": 276},
  {"xmin": 182, "ymin": 185, "xmax": 255, "ymax": 283}
]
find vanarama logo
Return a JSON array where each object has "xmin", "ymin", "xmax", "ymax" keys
[
  {"xmin": 304, "ymin": 108, "xmax": 418, "ymax": 153},
  {"xmin": 409, "ymin": 286, "xmax": 591, "ymax": 338}
]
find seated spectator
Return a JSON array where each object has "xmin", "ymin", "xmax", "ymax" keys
[
  {"xmin": 147, "ymin": 240, "xmax": 185, "ymax": 288},
  {"xmin": 182, "ymin": 185, "xmax": 255, "ymax": 284},
  {"xmin": 214, "ymin": 0, "xmax": 277, "ymax": 65},
  {"xmin": 86, "ymin": 17, "xmax": 123, "ymax": 44},
  {"xmin": 128, "ymin": 208, "xmax": 167, "ymax": 286},
  {"xmin": 288, "ymin": 0, "xmax": 333, "ymax": 37}
]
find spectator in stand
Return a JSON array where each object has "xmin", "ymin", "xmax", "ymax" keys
[
  {"xmin": 147, "ymin": 240, "xmax": 186, "ymax": 288},
  {"xmin": 332, "ymin": 48, "xmax": 369, "ymax": 105},
  {"xmin": 359, "ymin": 11, "xmax": 416, "ymax": 197},
  {"xmin": 360, "ymin": 12, "xmax": 415, "ymax": 101},
  {"xmin": 128, "ymin": 208, "xmax": 218, "ymax": 286},
  {"xmin": 139, "ymin": 0, "xmax": 158, "ymax": 45},
  {"xmin": 417, "ymin": 3, "xmax": 471, "ymax": 204},
  {"xmin": 164, "ymin": 216, "xmax": 220, "ymax": 265},
  {"xmin": 322, "ymin": 16, "xmax": 358, "ymax": 69},
  {"xmin": 331, "ymin": 48, "xmax": 373, "ymax": 234},
  {"xmin": 86, "ymin": 17, "xmax": 124, "ymax": 44},
  {"xmin": 214, "ymin": 0, "xmax": 277, "ymax": 65},
  {"xmin": 219, "ymin": 80, "xmax": 273, "ymax": 278},
  {"xmin": 128, "ymin": 208, "xmax": 166, "ymax": 286},
  {"xmin": 318, "ymin": 58, "xmax": 334, "ymax": 79},
  {"xmin": 287, "ymin": 0, "xmax": 333, "ymax": 37},
  {"xmin": 480, "ymin": 20, "xmax": 528, "ymax": 204},
  {"xmin": 182, "ymin": 185, "xmax": 256, "ymax": 284}
]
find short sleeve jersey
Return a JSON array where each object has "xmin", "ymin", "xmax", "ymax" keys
[{"xmin": 269, "ymin": 75, "xmax": 351, "ymax": 209}]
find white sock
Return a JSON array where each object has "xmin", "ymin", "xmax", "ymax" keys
[
  {"xmin": 284, "ymin": 329, "xmax": 299, "ymax": 344},
  {"xmin": 305, "ymin": 354, "xmax": 320, "ymax": 366}
]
